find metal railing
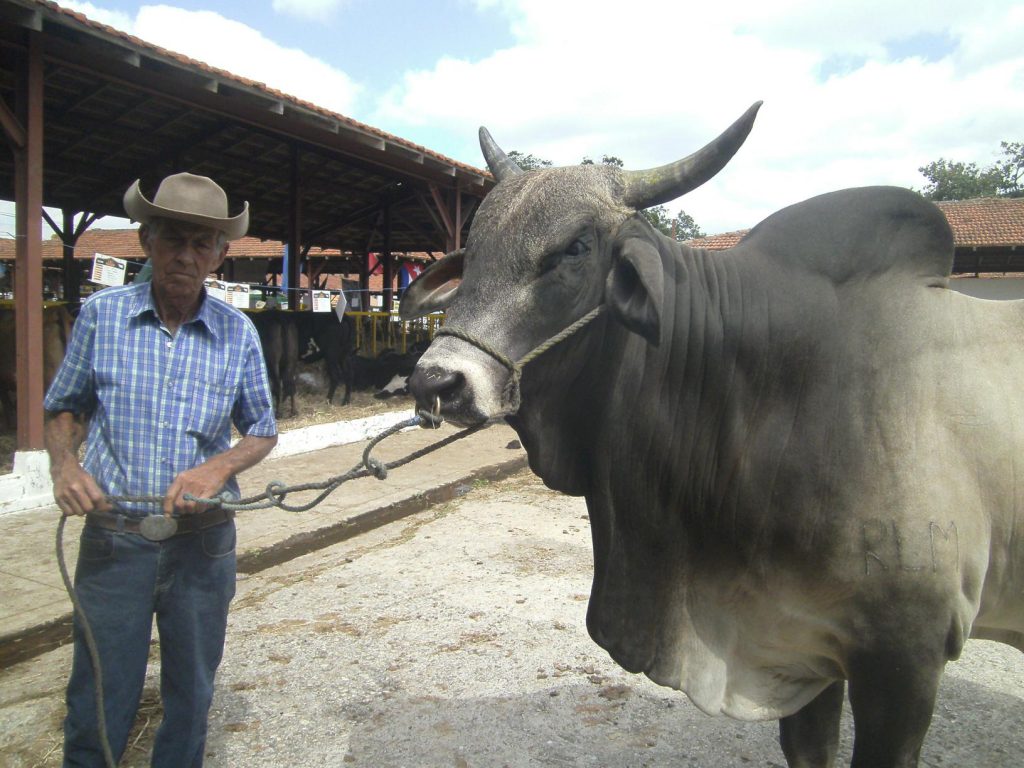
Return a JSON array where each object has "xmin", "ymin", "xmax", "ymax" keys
[{"xmin": 347, "ymin": 310, "xmax": 446, "ymax": 356}]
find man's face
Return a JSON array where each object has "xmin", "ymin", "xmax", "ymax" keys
[{"xmin": 142, "ymin": 219, "xmax": 227, "ymax": 303}]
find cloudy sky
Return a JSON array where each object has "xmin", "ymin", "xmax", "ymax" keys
[{"xmin": 36, "ymin": 0, "xmax": 1024, "ymax": 234}]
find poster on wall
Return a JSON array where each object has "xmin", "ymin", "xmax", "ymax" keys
[
  {"xmin": 312, "ymin": 290, "xmax": 332, "ymax": 313},
  {"xmin": 204, "ymin": 278, "xmax": 227, "ymax": 302},
  {"xmin": 225, "ymin": 282, "xmax": 251, "ymax": 309},
  {"xmin": 90, "ymin": 254, "xmax": 127, "ymax": 286}
]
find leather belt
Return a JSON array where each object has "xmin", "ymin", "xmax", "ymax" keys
[{"xmin": 86, "ymin": 508, "xmax": 235, "ymax": 540}]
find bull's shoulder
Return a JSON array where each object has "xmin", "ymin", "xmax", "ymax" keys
[{"xmin": 736, "ymin": 186, "xmax": 954, "ymax": 287}]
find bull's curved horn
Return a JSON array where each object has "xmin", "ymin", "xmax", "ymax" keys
[
  {"xmin": 622, "ymin": 101, "xmax": 762, "ymax": 211},
  {"xmin": 479, "ymin": 127, "xmax": 524, "ymax": 181}
]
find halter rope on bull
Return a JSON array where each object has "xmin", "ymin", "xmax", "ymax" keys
[{"xmin": 55, "ymin": 286, "xmax": 604, "ymax": 768}]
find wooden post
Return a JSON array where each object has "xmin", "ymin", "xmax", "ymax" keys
[
  {"xmin": 13, "ymin": 32, "xmax": 45, "ymax": 449},
  {"xmin": 453, "ymin": 187, "xmax": 462, "ymax": 251},
  {"xmin": 381, "ymin": 200, "xmax": 393, "ymax": 314},
  {"xmin": 287, "ymin": 144, "xmax": 302, "ymax": 309},
  {"xmin": 61, "ymin": 210, "xmax": 81, "ymax": 305}
]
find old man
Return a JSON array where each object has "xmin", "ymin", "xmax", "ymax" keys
[{"xmin": 44, "ymin": 172, "xmax": 277, "ymax": 766}]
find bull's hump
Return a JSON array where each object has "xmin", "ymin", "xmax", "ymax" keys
[{"xmin": 738, "ymin": 186, "xmax": 954, "ymax": 287}]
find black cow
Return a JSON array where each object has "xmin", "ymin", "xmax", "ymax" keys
[
  {"xmin": 250, "ymin": 309, "xmax": 298, "ymax": 418},
  {"xmin": 350, "ymin": 349, "xmax": 422, "ymax": 393},
  {"xmin": 402, "ymin": 103, "xmax": 1024, "ymax": 767},
  {"xmin": 295, "ymin": 312, "xmax": 355, "ymax": 405}
]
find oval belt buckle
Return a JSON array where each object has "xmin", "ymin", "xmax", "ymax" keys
[{"xmin": 139, "ymin": 515, "xmax": 178, "ymax": 542}]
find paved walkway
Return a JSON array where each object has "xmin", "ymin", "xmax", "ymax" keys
[{"xmin": 0, "ymin": 417, "xmax": 526, "ymax": 667}]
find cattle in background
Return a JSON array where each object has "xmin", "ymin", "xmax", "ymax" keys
[
  {"xmin": 350, "ymin": 349, "xmax": 422, "ymax": 395},
  {"xmin": 295, "ymin": 312, "xmax": 355, "ymax": 405},
  {"xmin": 403, "ymin": 103, "xmax": 1024, "ymax": 767},
  {"xmin": 250, "ymin": 310, "xmax": 298, "ymax": 418},
  {"xmin": 0, "ymin": 304, "xmax": 75, "ymax": 429}
]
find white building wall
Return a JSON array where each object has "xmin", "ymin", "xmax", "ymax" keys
[{"xmin": 949, "ymin": 278, "xmax": 1024, "ymax": 300}]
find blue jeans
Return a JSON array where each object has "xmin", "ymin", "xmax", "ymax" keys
[{"xmin": 62, "ymin": 520, "xmax": 236, "ymax": 768}]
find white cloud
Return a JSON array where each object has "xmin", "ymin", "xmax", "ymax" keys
[
  {"xmin": 58, "ymin": 1, "xmax": 134, "ymax": 31},
  {"xmin": 132, "ymin": 6, "xmax": 361, "ymax": 115},
  {"xmin": 60, "ymin": 3, "xmax": 363, "ymax": 117},
  {"xmin": 372, "ymin": 0, "xmax": 1024, "ymax": 233},
  {"xmin": 271, "ymin": 0, "xmax": 350, "ymax": 22}
]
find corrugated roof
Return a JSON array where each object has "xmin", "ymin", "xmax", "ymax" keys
[
  {"xmin": 0, "ymin": 229, "xmax": 436, "ymax": 266},
  {"xmin": 0, "ymin": 0, "xmax": 491, "ymax": 255},
  {"xmin": 33, "ymin": 0, "xmax": 488, "ymax": 181}
]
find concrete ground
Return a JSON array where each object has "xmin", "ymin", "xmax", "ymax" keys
[{"xmin": 1, "ymin": 468, "xmax": 1022, "ymax": 767}]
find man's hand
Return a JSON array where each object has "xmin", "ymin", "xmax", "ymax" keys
[
  {"xmin": 162, "ymin": 433, "xmax": 276, "ymax": 516},
  {"xmin": 164, "ymin": 462, "xmax": 231, "ymax": 516},
  {"xmin": 52, "ymin": 460, "xmax": 110, "ymax": 517},
  {"xmin": 45, "ymin": 410, "xmax": 107, "ymax": 517}
]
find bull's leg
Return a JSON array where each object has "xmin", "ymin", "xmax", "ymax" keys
[
  {"xmin": 326, "ymin": 372, "xmax": 337, "ymax": 405},
  {"xmin": 846, "ymin": 650, "xmax": 943, "ymax": 768},
  {"xmin": 778, "ymin": 680, "xmax": 844, "ymax": 768},
  {"xmin": 341, "ymin": 358, "xmax": 353, "ymax": 405}
]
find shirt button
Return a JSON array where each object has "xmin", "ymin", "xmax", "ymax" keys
[
  {"xmin": 162, "ymin": 421, "xmax": 170, "ymax": 428},
  {"xmin": 166, "ymin": 341, "xmax": 172, "ymax": 348}
]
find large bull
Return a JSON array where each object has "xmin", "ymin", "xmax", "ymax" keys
[{"xmin": 401, "ymin": 103, "xmax": 1024, "ymax": 767}]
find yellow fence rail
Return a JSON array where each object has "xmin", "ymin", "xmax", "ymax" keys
[{"xmin": 347, "ymin": 311, "xmax": 446, "ymax": 357}]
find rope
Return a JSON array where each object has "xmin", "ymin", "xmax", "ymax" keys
[
  {"xmin": 57, "ymin": 516, "xmax": 117, "ymax": 768},
  {"xmin": 56, "ymin": 408, "xmax": 473, "ymax": 767},
  {"xmin": 434, "ymin": 304, "xmax": 604, "ymax": 414}
]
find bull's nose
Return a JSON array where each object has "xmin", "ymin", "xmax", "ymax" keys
[{"xmin": 408, "ymin": 366, "xmax": 464, "ymax": 412}]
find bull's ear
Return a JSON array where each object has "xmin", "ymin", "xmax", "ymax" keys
[
  {"xmin": 607, "ymin": 235, "xmax": 663, "ymax": 346},
  {"xmin": 399, "ymin": 249, "xmax": 465, "ymax": 320}
]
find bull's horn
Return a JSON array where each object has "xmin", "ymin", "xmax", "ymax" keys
[
  {"xmin": 479, "ymin": 127, "xmax": 524, "ymax": 181},
  {"xmin": 622, "ymin": 101, "xmax": 762, "ymax": 210}
]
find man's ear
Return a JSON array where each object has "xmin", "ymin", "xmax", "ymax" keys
[
  {"xmin": 138, "ymin": 224, "xmax": 152, "ymax": 258},
  {"xmin": 606, "ymin": 233, "xmax": 663, "ymax": 346},
  {"xmin": 212, "ymin": 242, "xmax": 228, "ymax": 273},
  {"xmin": 399, "ymin": 249, "xmax": 465, "ymax": 319}
]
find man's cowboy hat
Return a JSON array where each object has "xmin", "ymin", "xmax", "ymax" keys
[{"xmin": 123, "ymin": 172, "xmax": 249, "ymax": 240}]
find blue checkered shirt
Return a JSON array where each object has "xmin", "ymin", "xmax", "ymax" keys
[{"xmin": 44, "ymin": 282, "xmax": 277, "ymax": 514}]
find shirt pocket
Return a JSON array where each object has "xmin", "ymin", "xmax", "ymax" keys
[{"xmin": 183, "ymin": 379, "xmax": 237, "ymax": 445}]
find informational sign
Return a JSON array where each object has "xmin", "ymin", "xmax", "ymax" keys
[
  {"xmin": 91, "ymin": 254, "xmax": 127, "ymax": 286},
  {"xmin": 225, "ymin": 282, "xmax": 251, "ymax": 309},
  {"xmin": 312, "ymin": 290, "xmax": 332, "ymax": 313},
  {"xmin": 204, "ymin": 278, "xmax": 227, "ymax": 302}
]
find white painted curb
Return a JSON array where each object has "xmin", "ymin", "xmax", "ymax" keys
[{"xmin": 0, "ymin": 409, "xmax": 416, "ymax": 517}]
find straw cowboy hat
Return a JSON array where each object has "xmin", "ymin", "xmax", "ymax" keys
[{"xmin": 123, "ymin": 172, "xmax": 249, "ymax": 240}]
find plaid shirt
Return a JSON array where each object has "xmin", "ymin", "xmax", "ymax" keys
[{"xmin": 45, "ymin": 282, "xmax": 276, "ymax": 513}]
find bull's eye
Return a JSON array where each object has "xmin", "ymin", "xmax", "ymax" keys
[{"xmin": 565, "ymin": 239, "xmax": 589, "ymax": 257}]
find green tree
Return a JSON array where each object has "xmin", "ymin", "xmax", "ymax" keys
[
  {"xmin": 639, "ymin": 206, "xmax": 705, "ymax": 241},
  {"xmin": 581, "ymin": 154, "xmax": 624, "ymax": 168},
  {"xmin": 917, "ymin": 140, "xmax": 1023, "ymax": 200},
  {"xmin": 994, "ymin": 141, "xmax": 1023, "ymax": 197},
  {"xmin": 506, "ymin": 150, "xmax": 552, "ymax": 171}
]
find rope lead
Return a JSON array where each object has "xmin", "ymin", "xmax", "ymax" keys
[{"xmin": 434, "ymin": 303, "xmax": 605, "ymax": 415}]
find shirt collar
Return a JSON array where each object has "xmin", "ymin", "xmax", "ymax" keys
[{"xmin": 127, "ymin": 283, "xmax": 220, "ymax": 340}]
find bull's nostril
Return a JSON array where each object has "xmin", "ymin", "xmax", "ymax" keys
[{"xmin": 408, "ymin": 367, "xmax": 464, "ymax": 410}]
